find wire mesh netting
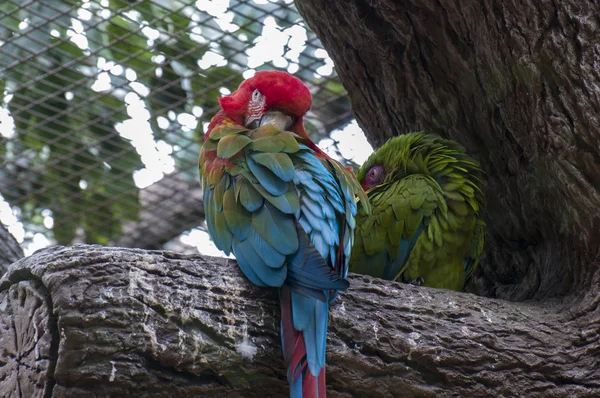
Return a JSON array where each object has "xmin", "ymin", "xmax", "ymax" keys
[{"xmin": 0, "ymin": 0, "xmax": 371, "ymax": 255}]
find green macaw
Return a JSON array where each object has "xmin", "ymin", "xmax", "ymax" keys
[{"xmin": 349, "ymin": 132, "xmax": 486, "ymax": 291}]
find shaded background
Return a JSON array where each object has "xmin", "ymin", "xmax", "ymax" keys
[{"xmin": 0, "ymin": 0, "xmax": 372, "ymax": 255}]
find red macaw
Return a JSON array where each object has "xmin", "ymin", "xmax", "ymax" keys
[{"xmin": 199, "ymin": 71, "xmax": 369, "ymax": 397}]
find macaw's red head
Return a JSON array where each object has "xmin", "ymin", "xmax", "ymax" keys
[{"xmin": 218, "ymin": 70, "xmax": 312, "ymax": 132}]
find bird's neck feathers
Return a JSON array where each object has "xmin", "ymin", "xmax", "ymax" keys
[{"xmin": 291, "ymin": 118, "xmax": 326, "ymax": 157}]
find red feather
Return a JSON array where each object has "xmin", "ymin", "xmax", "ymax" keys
[
  {"xmin": 280, "ymin": 286, "xmax": 327, "ymax": 398},
  {"xmin": 205, "ymin": 110, "xmax": 232, "ymax": 141},
  {"xmin": 216, "ymin": 70, "xmax": 313, "ymax": 130}
]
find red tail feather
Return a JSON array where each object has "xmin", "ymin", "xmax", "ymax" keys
[
  {"xmin": 280, "ymin": 286, "xmax": 326, "ymax": 397},
  {"xmin": 302, "ymin": 367, "xmax": 326, "ymax": 398}
]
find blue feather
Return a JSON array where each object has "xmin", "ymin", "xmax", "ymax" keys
[
  {"xmin": 291, "ymin": 291, "xmax": 315, "ymax": 330},
  {"xmin": 314, "ymin": 298, "xmax": 329, "ymax": 369},
  {"xmin": 290, "ymin": 375, "xmax": 302, "ymax": 398},
  {"xmin": 253, "ymin": 202, "xmax": 298, "ymax": 255},
  {"xmin": 298, "ymin": 214, "xmax": 312, "ymax": 234},
  {"xmin": 310, "ymin": 231, "xmax": 329, "ymax": 260},
  {"xmin": 248, "ymin": 228, "xmax": 286, "ymax": 268},
  {"xmin": 346, "ymin": 208, "xmax": 356, "ymax": 229},
  {"xmin": 231, "ymin": 240, "xmax": 267, "ymax": 287},
  {"xmin": 322, "ymin": 201, "xmax": 335, "ymax": 220},
  {"xmin": 293, "ymin": 170, "xmax": 314, "ymax": 186},
  {"xmin": 302, "ymin": 186, "xmax": 324, "ymax": 202},
  {"xmin": 300, "ymin": 195, "xmax": 323, "ymax": 218},
  {"xmin": 252, "ymin": 182, "xmax": 299, "ymax": 214},
  {"xmin": 384, "ymin": 223, "xmax": 424, "ymax": 280},
  {"xmin": 250, "ymin": 152, "xmax": 296, "ymax": 182},
  {"xmin": 300, "ymin": 201, "xmax": 323, "ymax": 232},
  {"xmin": 237, "ymin": 180, "xmax": 264, "ymax": 212},
  {"xmin": 329, "ymin": 245, "xmax": 337, "ymax": 269},
  {"xmin": 233, "ymin": 238, "xmax": 287, "ymax": 286},
  {"xmin": 286, "ymin": 225, "xmax": 349, "ymax": 293},
  {"xmin": 247, "ymin": 154, "xmax": 288, "ymax": 196},
  {"xmin": 328, "ymin": 218, "xmax": 340, "ymax": 246},
  {"xmin": 320, "ymin": 223, "xmax": 337, "ymax": 247},
  {"xmin": 290, "ymin": 291, "xmax": 329, "ymax": 376}
]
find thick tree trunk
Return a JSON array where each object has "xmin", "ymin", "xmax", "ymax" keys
[
  {"xmin": 295, "ymin": 0, "xmax": 600, "ymax": 301},
  {"xmin": 0, "ymin": 223, "xmax": 23, "ymax": 277},
  {"xmin": 1, "ymin": 245, "xmax": 599, "ymax": 397}
]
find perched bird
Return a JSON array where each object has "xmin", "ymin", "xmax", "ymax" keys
[
  {"xmin": 199, "ymin": 70, "xmax": 369, "ymax": 397},
  {"xmin": 349, "ymin": 133, "xmax": 485, "ymax": 291}
]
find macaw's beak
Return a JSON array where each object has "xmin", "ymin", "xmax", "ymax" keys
[
  {"xmin": 246, "ymin": 117, "xmax": 261, "ymax": 130},
  {"xmin": 258, "ymin": 111, "xmax": 293, "ymax": 131}
]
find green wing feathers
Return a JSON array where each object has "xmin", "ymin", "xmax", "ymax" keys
[
  {"xmin": 464, "ymin": 219, "xmax": 486, "ymax": 280},
  {"xmin": 351, "ymin": 175, "xmax": 443, "ymax": 280},
  {"xmin": 349, "ymin": 132, "xmax": 486, "ymax": 291}
]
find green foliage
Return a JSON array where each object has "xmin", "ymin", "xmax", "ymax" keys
[{"xmin": 0, "ymin": 0, "xmax": 351, "ymax": 246}]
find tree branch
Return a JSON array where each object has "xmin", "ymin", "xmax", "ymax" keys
[
  {"xmin": 115, "ymin": 174, "xmax": 204, "ymax": 250},
  {"xmin": 1, "ymin": 245, "xmax": 598, "ymax": 397},
  {"xmin": 0, "ymin": 222, "xmax": 24, "ymax": 277}
]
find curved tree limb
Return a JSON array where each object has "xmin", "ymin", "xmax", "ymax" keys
[
  {"xmin": 0, "ymin": 245, "xmax": 598, "ymax": 397},
  {"xmin": 115, "ymin": 174, "xmax": 204, "ymax": 250},
  {"xmin": 0, "ymin": 222, "xmax": 24, "ymax": 277}
]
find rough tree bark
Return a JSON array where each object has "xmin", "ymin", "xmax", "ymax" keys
[
  {"xmin": 1, "ymin": 245, "xmax": 599, "ymax": 397},
  {"xmin": 295, "ymin": 0, "xmax": 600, "ymax": 301},
  {"xmin": 1, "ymin": 0, "xmax": 600, "ymax": 397},
  {"xmin": 0, "ymin": 223, "xmax": 23, "ymax": 277}
]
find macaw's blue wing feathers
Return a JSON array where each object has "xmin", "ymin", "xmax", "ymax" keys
[
  {"xmin": 248, "ymin": 228, "xmax": 286, "ymax": 268},
  {"xmin": 251, "ymin": 152, "xmax": 296, "ymax": 182},
  {"xmin": 253, "ymin": 202, "xmax": 298, "ymax": 255},
  {"xmin": 236, "ymin": 179, "xmax": 264, "ymax": 212},
  {"xmin": 286, "ymin": 223, "xmax": 349, "ymax": 300},
  {"xmin": 251, "ymin": 182, "xmax": 299, "ymax": 214},
  {"xmin": 222, "ymin": 187, "xmax": 251, "ymax": 240},
  {"xmin": 246, "ymin": 154, "xmax": 289, "ymax": 196},
  {"xmin": 232, "ymin": 236, "xmax": 287, "ymax": 286}
]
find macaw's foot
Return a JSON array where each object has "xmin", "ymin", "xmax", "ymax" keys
[{"xmin": 408, "ymin": 277, "xmax": 425, "ymax": 286}]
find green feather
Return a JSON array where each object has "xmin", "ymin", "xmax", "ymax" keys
[
  {"xmin": 210, "ymin": 125, "xmax": 248, "ymax": 140},
  {"xmin": 217, "ymin": 134, "xmax": 252, "ymax": 158},
  {"xmin": 252, "ymin": 202, "xmax": 298, "ymax": 255},
  {"xmin": 235, "ymin": 179, "xmax": 264, "ymax": 212},
  {"xmin": 213, "ymin": 175, "xmax": 227, "ymax": 211},
  {"xmin": 252, "ymin": 182, "xmax": 299, "ymax": 214},
  {"xmin": 250, "ymin": 123, "xmax": 280, "ymax": 138},
  {"xmin": 223, "ymin": 187, "xmax": 251, "ymax": 240},
  {"xmin": 251, "ymin": 131, "xmax": 300, "ymax": 153},
  {"xmin": 250, "ymin": 152, "xmax": 295, "ymax": 182},
  {"xmin": 350, "ymin": 132, "xmax": 486, "ymax": 291},
  {"xmin": 202, "ymin": 138, "xmax": 217, "ymax": 151}
]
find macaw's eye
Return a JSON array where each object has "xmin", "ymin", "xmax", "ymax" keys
[
  {"xmin": 252, "ymin": 89, "xmax": 261, "ymax": 101},
  {"xmin": 364, "ymin": 165, "xmax": 384, "ymax": 189}
]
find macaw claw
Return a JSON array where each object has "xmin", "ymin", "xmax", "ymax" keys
[{"xmin": 408, "ymin": 277, "xmax": 425, "ymax": 286}]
